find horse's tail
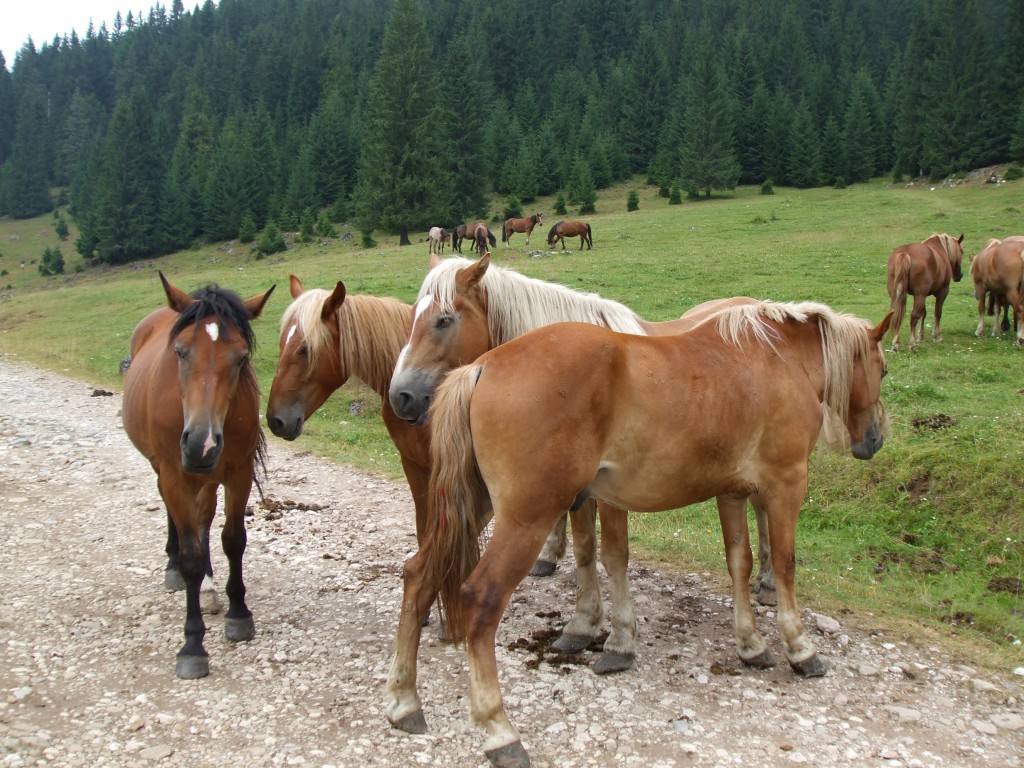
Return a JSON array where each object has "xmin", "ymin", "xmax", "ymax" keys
[
  {"xmin": 488, "ymin": 229, "xmax": 497, "ymax": 247},
  {"xmin": 425, "ymin": 363, "xmax": 488, "ymax": 645},
  {"xmin": 587, "ymin": 223, "xmax": 593, "ymax": 246},
  {"xmin": 546, "ymin": 222, "xmax": 558, "ymax": 244},
  {"xmin": 501, "ymin": 220, "xmax": 508, "ymax": 242}
]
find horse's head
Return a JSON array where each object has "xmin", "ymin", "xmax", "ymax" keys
[
  {"xmin": 161, "ymin": 272, "xmax": 274, "ymax": 473},
  {"xmin": 844, "ymin": 312, "xmax": 892, "ymax": 460},
  {"xmin": 948, "ymin": 233, "xmax": 965, "ymax": 282},
  {"xmin": 389, "ymin": 254, "xmax": 493, "ymax": 426},
  {"xmin": 266, "ymin": 275, "xmax": 348, "ymax": 440}
]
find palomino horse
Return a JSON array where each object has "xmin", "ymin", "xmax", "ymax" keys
[
  {"xmin": 970, "ymin": 236, "xmax": 1024, "ymax": 344},
  {"xmin": 385, "ymin": 255, "xmax": 776, "ymax": 694},
  {"xmin": 886, "ymin": 232, "xmax": 964, "ymax": 351},
  {"xmin": 546, "ymin": 220, "xmax": 592, "ymax": 250},
  {"xmin": 122, "ymin": 273, "xmax": 275, "ymax": 678},
  {"xmin": 501, "ymin": 213, "xmax": 542, "ymax": 245},
  {"xmin": 423, "ymin": 302, "xmax": 891, "ymax": 767},
  {"xmin": 427, "ymin": 227, "xmax": 450, "ymax": 255}
]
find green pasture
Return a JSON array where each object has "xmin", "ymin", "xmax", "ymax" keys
[{"xmin": 1, "ymin": 176, "xmax": 1022, "ymax": 670}]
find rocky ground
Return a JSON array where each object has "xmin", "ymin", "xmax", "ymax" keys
[{"xmin": 1, "ymin": 356, "xmax": 1022, "ymax": 768}]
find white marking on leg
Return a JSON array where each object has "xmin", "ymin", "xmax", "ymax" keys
[{"xmin": 205, "ymin": 322, "xmax": 219, "ymax": 342}]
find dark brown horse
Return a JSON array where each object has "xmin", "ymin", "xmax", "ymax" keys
[
  {"xmin": 501, "ymin": 213, "xmax": 543, "ymax": 246},
  {"xmin": 885, "ymin": 233, "xmax": 964, "ymax": 351},
  {"xmin": 546, "ymin": 220, "xmax": 592, "ymax": 250},
  {"xmin": 452, "ymin": 223, "xmax": 497, "ymax": 254},
  {"xmin": 122, "ymin": 273, "xmax": 275, "ymax": 678},
  {"xmin": 970, "ymin": 236, "xmax": 1024, "ymax": 344},
  {"xmin": 420, "ymin": 302, "xmax": 891, "ymax": 766}
]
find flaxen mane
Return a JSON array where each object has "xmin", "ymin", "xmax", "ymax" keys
[
  {"xmin": 419, "ymin": 257, "xmax": 646, "ymax": 343},
  {"xmin": 280, "ymin": 289, "xmax": 413, "ymax": 393}
]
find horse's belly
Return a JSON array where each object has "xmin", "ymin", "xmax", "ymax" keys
[{"xmin": 590, "ymin": 458, "xmax": 750, "ymax": 514}]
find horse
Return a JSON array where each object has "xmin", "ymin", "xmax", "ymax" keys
[
  {"xmin": 885, "ymin": 232, "xmax": 964, "ymax": 352},
  {"xmin": 969, "ymin": 237, "xmax": 1024, "ymax": 344},
  {"xmin": 422, "ymin": 302, "xmax": 891, "ymax": 767},
  {"xmin": 427, "ymin": 227, "xmax": 449, "ymax": 255},
  {"xmin": 383, "ymin": 256, "xmax": 777, "ymax": 720},
  {"xmin": 501, "ymin": 213, "xmax": 543, "ymax": 246},
  {"xmin": 121, "ymin": 273, "xmax": 275, "ymax": 679},
  {"xmin": 546, "ymin": 220, "xmax": 592, "ymax": 250}
]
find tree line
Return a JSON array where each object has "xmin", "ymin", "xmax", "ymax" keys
[{"xmin": 0, "ymin": 0, "xmax": 1022, "ymax": 263}]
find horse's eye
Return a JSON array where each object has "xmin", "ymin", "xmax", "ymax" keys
[
  {"xmin": 297, "ymin": 344, "xmax": 309, "ymax": 358},
  {"xmin": 174, "ymin": 345, "xmax": 187, "ymax": 360},
  {"xmin": 435, "ymin": 315, "xmax": 455, "ymax": 330},
  {"xmin": 238, "ymin": 352, "xmax": 250, "ymax": 368}
]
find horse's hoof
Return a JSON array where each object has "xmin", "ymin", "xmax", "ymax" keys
[
  {"xmin": 175, "ymin": 654, "xmax": 210, "ymax": 679},
  {"xmin": 200, "ymin": 590, "xmax": 222, "ymax": 615},
  {"xmin": 593, "ymin": 651, "xmax": 635, "ymax": 675},
  {"xmin": 551, "ymin": 633, "xmax": 592, "ymax": 654},
  {"xmin": 224, "ymin": 615, "xmax": 256, "ymax": 642},
  {"xmin": 740, "ymin": 649, "xmax": 776, "ymax": 669},
  {"xmin": 389, "ymin": 709, "xmax": 428, "ymax": 735},
  {"xmin": 164, "ymin": 569, "xmax": 186, "ymax": 591},
  {"xmin": 755, "ymin": 586, "xmax": 778, "ymax": 607},
  {"xmin": 790, "ymin": 653, "xmax": 828, "ymax": 678},
  {"xmin": 529, "ymin": 560, "xmax": 557, "ymax": 577},
  {"xmin": 485, "ymin": 739, "xmax": 531, "ymax": 768}
]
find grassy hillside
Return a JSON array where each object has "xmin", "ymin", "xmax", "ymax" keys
[{"xmin": 1, "ymin": 176, "xmax": 1022, "ymax": 669}]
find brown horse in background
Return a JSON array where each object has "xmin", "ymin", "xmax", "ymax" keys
[
  {"xmin": 547, "ymin": 220, "xmax": 593, "ymax": 250},
  {"xmin": 122, "ymin": 273, "xmax": 275, "ymax": 678},
  {"xmin": 885, "ymin": 232, "xmax": 964, "ymax": 351},
  {"xmin": 970, "ymin": 236, "xmax": 1024, "ymax": 344},
  {"xmin": 501, "ymin": 213, "xmax": 542, "ymax": 245}
]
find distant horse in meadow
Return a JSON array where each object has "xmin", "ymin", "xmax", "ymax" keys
[
  {"xmin": 885, "ymin": 232, "xmax": 964, "ymax": 351},
  {"xmin": 547, "ymin": 220, "xmax": 592, "ymax": 250},
  {"xmin": 122, "ymin": 273, "xmax": 275, "ymax": 678},
  {"xmin": 452, "ymin": 223, "xmax": 497, "ymax": 254},
  {"xmin": 501, "ymin": 213, "xmax": 543, "ymax": 246},
  {"xmin": 969, "ymin": 236, "xmax": 1024, "ymax": 344},
  {"xmin": 427, "ymin": 227, "xmax": 449, "ymax": 255}
]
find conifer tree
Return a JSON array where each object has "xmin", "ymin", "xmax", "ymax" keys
[{"xmin": 677, "ymin": 46, "xmax": 740, "ymax": 199}]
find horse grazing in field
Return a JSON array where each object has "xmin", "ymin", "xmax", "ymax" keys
[
  {"xmin": 427, "ymin": 227, "xmax": 449, "ymax": 255},
  {"xmin": 122, "ymin": 273, "xmax": 275, "ymax": 679},
  {"xmin": 885, "ymin": 232, "xmax": 964, "ymax": 351},
  {"xmin": 547, "ymin": 220, "xmax": 592, "ymax": 250},
  {"xmin": 501, "ymin": 213, "xmax": 542, "ymax": 245},
  {"xmin": 419, "ymin": 302, "xmax": 890, "ymax": 767},
  {"xmin": 969, "ymin": 236, "xmax": 1024, "ymax": 344}
]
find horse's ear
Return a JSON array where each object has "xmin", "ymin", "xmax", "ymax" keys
[
  {"xmin": 429, "ymin": 253, "xmax": 442, "ymax": 270},
  {"xmin": 243, "ymin": 285, "xmax": 276, "ymax": 319},
  {"xmin": 159, "ymin": 271, "xmax": 195, "ymax": 313},
  {"xmin": 289, "ymin": 274, "xmax": 304, "ymax": 299},
  {"xmin": 469, "ymin": 252, "xmax": 491, "ymax": 287},
  {"xmin": 957, "ymin": 233, "xmax": 965, "ymax": 244},
  {"xmin": 871, "ymin": 311, "xmax": 894, "ymax": 343},
  {"xmin": 322, "ymin": 281, "xmax": 347, "ymax": 320}
]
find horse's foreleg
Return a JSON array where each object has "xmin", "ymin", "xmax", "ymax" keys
[
  {"xmin": 221, "ymin": 475, "xmax": 255, "ymax": 642},
  {"xmin": 163, "ymin": 508, "xmax": 185, "ymax": 590},
  {"xmin": 763, "ymin": 482, "xmax": 825, "ymax": 677},
  {"xmin": 530, "ymin": 512, "xmax": 567, "ymax": 576},
  {"xmin": 750, "ymin": 495, "xmax": 776, "ymax": 606},
  {"xmin": 385, "ymin": 543, "xmax": 437, "ymax": 735},
  {"xmin": 462, "ymin": 513, "xmax": 551, "ymax": 768},
  {"xmin": 594, "ymin": 503, "xmax": 637, "ymax": 675},
  {"xmin": 161, "ymin": 482, "xmax": 210, "ymax": 678},
  {"xmin": 715, "ymin": 494, "xmax": 773, "ymax": 668},
  {"xmin": 401, "ymin": 458, "xmax": 435, "ymax": 628},
  {"xmin": 552, "ymin": 502, "xmax": 601, "ymax": 652},
  {"xmin": 976, "ymin": 289, "xmax": 988, "ymax": 337},
  {"xmin": 1011, "ymin": 289, "xmax": 1024, "ymax": 345}
]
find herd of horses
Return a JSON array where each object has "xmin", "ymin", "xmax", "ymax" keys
[
  {"xmin": 120, "ymin": 224, "xmax": 1018, "ymax": 766},
  {"xmin": 427, "ymin": 214, "xmax": 594, "ymax": 257}
]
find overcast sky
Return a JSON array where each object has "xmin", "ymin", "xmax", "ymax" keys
[{"xmin": 3, "ymin": 1, "xmax": 144, "ymax": 66}]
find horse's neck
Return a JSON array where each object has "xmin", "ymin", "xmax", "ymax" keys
[{"xmin": 337, "ymin": 297, "xmax": 414, "ymax": 397}]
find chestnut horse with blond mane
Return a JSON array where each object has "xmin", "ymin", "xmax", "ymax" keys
[
  {"xmin": 885, "ymin": 232, "xmax": 964, "ymax": 351},
  {"xmin": 970, "ymin": 236, "xmax": 1024, "ymax": 344},
  {"xmin": 420, "ymin": 301, "xmax": 891, "ymax": 767}
]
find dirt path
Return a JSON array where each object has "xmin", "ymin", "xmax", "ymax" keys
[{"xmin": 1, "ymin": 357, "xmax": 1022, "ymax": 768}]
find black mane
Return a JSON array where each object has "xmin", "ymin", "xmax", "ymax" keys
[{"xmin": 169, "ymin": 284, "xmax": 257, "ymax": 349}]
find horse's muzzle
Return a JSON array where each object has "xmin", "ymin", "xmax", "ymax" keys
[
  {"xmin": 388, "ymin": 368, "xmax": 435, "ymax": 427},
  {"xmin": 850, "ymin": 422, "xmax": 884, "ymax": 460}
]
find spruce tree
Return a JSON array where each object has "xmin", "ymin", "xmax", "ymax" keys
[
  {"xmin": 787, "ymin": 99, "xmax": 822, "ymax": 188},
  {"xmin": 677, "ymin": 48, "xmax": 740, "ymax": 199}
]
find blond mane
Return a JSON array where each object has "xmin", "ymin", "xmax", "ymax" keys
[
  {"xmin": 419, "ymin": 257, "xmax": 646, "ymax": 343},
  {"xmin": 280, "ymin": 289, "xmax": 413, "ymax": 394}
]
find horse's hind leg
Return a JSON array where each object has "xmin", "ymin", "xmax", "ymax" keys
[
  {"xmin": 593, "ymin": 503, "xmax": 637, "ymax": 675},
  {"xmin": 750, "ymin": 495, "xmax": 776, "ymax": 606},
  {"xmin": 909, "ymin": 295, "xmax": 927, "ymax": 350},
  {"xmin": 715, "ymin": 495, "xmax": 773, "ymax": 668},
  {"xmin": 530, "ymin": 513, "xmax": 567, "ymax": 576},
  {"xmin": 932, "ymin": 292, "xmax": 948, "ymax": 342},
  {"xmin": 552, "ymin": 502, "xmax": 601, "ymax": 652},
  {"xmin": 220, "ymin": 474, "xmax": 255, "ymax": 642}
]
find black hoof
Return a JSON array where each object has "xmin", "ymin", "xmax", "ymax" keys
[
  {"xmin": 790, "ymin": 653, "xmax": 827, "ymax": 677},
  {"xmin": 485, "ymin": 739, "xmax": 531, "ymax": 768},
  {"xmin": 164, "ymin": 568, "xmax": 186, "ymax": 591},
  {"xmin": 175, "ymin": 654, "xmax": 210, "ymax": 679},
  {"xmin": 390, "ymin": 709, "xmax": 428, "ymax": 735},
  {"xmin": 529, "ymin": 560, "xmax": 557, "ymax": 577},
  {"xmin": 740, "ymin": 649, "xmax": 777, "ymax": 669},
  {"xmin": 224, "ymin": 615, "xmax": 255, "ymax": 642},
  {"xmin": 593, "ymin": 651, "xmax": 635, "ymax": 675},
  {"xmin": 551, "ymin": 633, "xmax": 592, "ymax": 654}
]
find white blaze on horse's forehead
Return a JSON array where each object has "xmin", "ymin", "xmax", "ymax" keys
[
  {"xmin": 285, "ymin": 324, "xmax": 298, "ymax": 347},
  {"xmin": 395, "ymin": 294, "xmax": 436, "ymax": 375},
  {"xmin": 205, "ymin": 322, "xmax": 220, "ymax": 342}
]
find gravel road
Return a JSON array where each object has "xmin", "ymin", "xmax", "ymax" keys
[{"xmin": 1, "ymin": 356, "xmax": 1022, "ymax": 768}]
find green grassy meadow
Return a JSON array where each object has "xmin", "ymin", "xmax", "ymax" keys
[{"xmin": 1, "ymin": 176, "xmax": 1022, "ymax": 669}]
